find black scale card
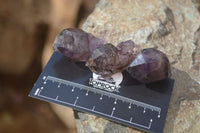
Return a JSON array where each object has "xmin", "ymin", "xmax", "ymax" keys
[{"xmin": 29, "ymin": 52, "xmax": 174, "ymax": 133}]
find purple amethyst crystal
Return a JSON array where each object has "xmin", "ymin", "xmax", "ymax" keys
[
  {"xmin": 86, "ymin": 40, "xmax": 141, "ymax": 79},
  {"xmin": 126, "ymin": 48, "xmax": 170, "ymax": 83},
  {"xmin": 53, "ymin": 28, "xmax": 105, "ymax": 62}
]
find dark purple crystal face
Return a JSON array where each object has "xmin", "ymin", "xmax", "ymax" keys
[
  {"xmin": 53, "ymin": 28, "xmax": 104, "ymax": 62},
  {"xmin": 86, "ymin": 40, "xmax": 141, "ymax": 78},
  {"xmin": 126, "ymin": 48, "xmax": 170, "ymax": 83}
]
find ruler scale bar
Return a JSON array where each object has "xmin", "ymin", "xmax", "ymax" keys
[
  {"xmin": 29, "ymin": 52, "xmax": 174, "ymax": 133},
  {"xmin": 46, "ymin": 76, "xmax": 161, "ymax": 112},
  {"xmin": 37, "ymin": 92, "xmax": 152, "ymax": 129}
]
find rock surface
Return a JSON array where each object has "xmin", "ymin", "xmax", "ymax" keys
[
  {"xmin": 173, "ymin": 100, "xmax": 200, "ymax": 133},
  {"xmin": 75, "ymin": 0, "xmax": 200, "ymax": 132}
]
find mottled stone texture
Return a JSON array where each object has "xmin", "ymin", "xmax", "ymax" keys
[{"xmin": 75, "ymin": 0, "xmax": 200, "ymax": 132}]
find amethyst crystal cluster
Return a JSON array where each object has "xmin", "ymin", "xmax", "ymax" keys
[{"xmin": 54, "ymin": 28, "xmax": 170, "ymax": 84}]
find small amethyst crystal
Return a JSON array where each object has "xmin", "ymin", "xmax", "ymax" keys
[
  {"xmin": 86, "ymin": 40, "xmax": 141, "ymax": 80},
  {"xmin": 53, "ymin": 28, "xmax": 105, "ymax": 62},
  {"xmin": 126, "ymin": 48, "xmax": 170, "ymax": 83}
]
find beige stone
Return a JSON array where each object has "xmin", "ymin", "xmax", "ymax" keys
[{"xmin": 173, "ymin": 100, "xmax": 200, "ymax": 133}]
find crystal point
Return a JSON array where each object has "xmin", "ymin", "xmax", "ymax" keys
[{"xmin": 126, "ymin": 48, "xmax": 170, "ymax": 83}]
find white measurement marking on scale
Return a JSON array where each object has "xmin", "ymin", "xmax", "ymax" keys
[
  {"xmin": 85, "ymin": 90, "xmax": 89, "ymax": 96},
  {"xmin": 74, "ymin": 97, "xmax": 79, "ymax": 105},
  {"xmin": 43, "ymin": 76, "xmax": 46, "ymax": 80},
  {"xmin": 72, "ymin": 87, "xmax": 75, "ymax": 92},
  {"xmin": 38, "ymin": 89, "xmax": 41, "ymax": 95},
  {"xmin": 37, "ymin": 92, "xmax": 153, "ymax": 129},
  {"xmin": 100, "ymin": 95, "xmax": 103, "ymax": 100},
  {"xmin": 92, "ymin": 106, "xmax": 95, "ymax": 111},
  {"xmin": 143, "ymin": 108, "xmax": 146, "ymax": 113},
  {"xmin": 130, "ymin": 117, "xmax": 133, "ymax": 123},
  {"xmin": 158, "ymin": 110, "xmax": 161, "ymax": 118},
  {"xmin": 43, "ymin": 76, "xmax": 48, "ymax": 84},
  {"xmin": 34, "ymin": 88, "xmax": 40, "ymax": 95},
  {"xmin": 58, "ymin": 83, "xmax": 61, "ymax": 88},
  {"xmin": 111, "ymin": 107, "xmax": 115, "ymax": 116},
  {"xmin": 114, "ymin": 99, "xmax": 117, "ymax": 104},
  {"xmin": 148, "ymin": 119, "xmax": 153, "ymax": 129},
  {"xmin": 129, "ymin": 103, "xmax": 131, "ymax": 109},
  {"xmin": 56, "ymin": 96, "xmax": 59, "ymax": 100}
]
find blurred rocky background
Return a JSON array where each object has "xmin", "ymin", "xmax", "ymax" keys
[
  {"xmin": 1, "ymin": 0, "xmax": 200, "ymax": 133},
  {"xmin": 0, "ymin": 0, "xmax": 98, "ymax": 133}
]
